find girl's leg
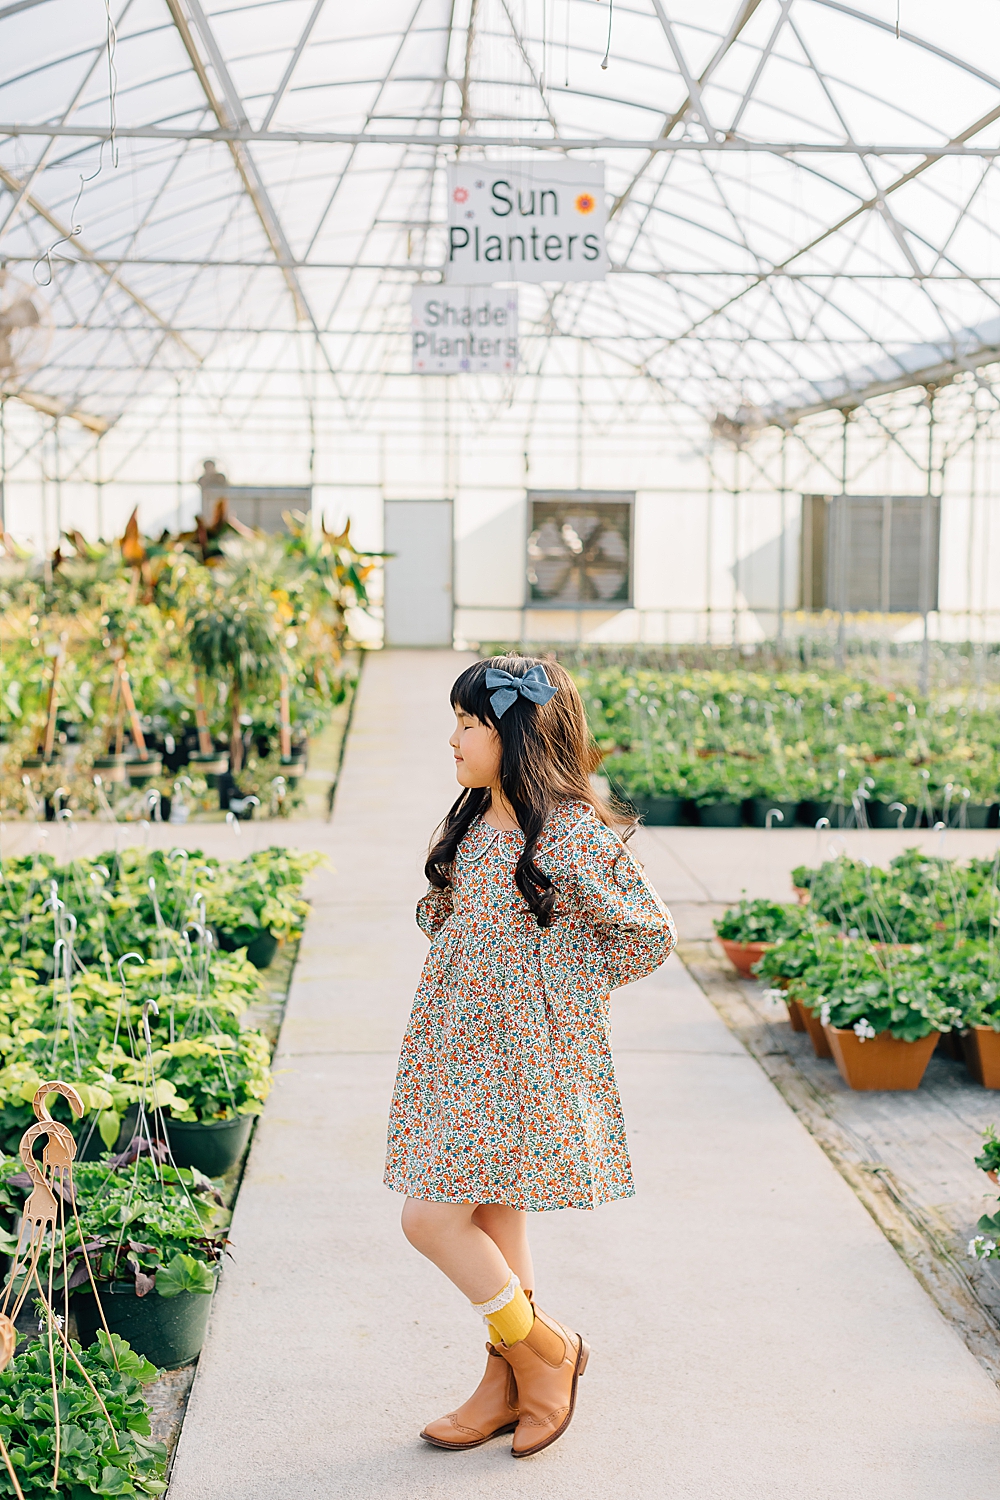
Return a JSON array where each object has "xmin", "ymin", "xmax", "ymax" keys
[
  {"xmin": 401, "ymin": 1198, "xmax": 513, "ymax": 1302},
  {"xmin": 471, "ymin": 1203, "xmax": 534, "ymax": 1293}
]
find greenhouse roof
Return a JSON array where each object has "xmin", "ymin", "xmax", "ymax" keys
[{"xmin": 3, "ymin": 0, "xmax": 1000, "ymax": 435}]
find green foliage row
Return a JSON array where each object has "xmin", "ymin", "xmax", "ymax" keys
[
  {"xmin": 0, "ymin": 845, "xmax": 321, "ymax": 1146},
  {"xmin": 572, "ymin": 665, "xmax": 1000, "ymax": 808},
  {"xmin": 717, "ymin": 850, "xmax": 1000, "ymax": 1040}
]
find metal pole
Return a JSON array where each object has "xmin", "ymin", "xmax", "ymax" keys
[
  {"xmin": 94, "ymin": 431, "xmax": 104, "ymax": 539},
  {"xmin": 836, "ymin": 411, "xmax": 848, "ymax": 669},
  {"xmin": 175, "ymin": 378, "xmax": 184, "ymax": 532},
  {"xmin": 732, "ymin": 449, "xmax": 739, "ymax": 647},
  {"xmin": 53, "ymin": 417, "xmax": 61, "ymax": 544},
  {"xmin": 777, "ymin": 427, "xmax": 787, "ymax": 646},
  {"xmin": 919, "ymin": 388, "xmax": 934, "ymax": 695},
  {"xmin": 0, "ymin": 395, "xmax": 6, "ymax": 534}
]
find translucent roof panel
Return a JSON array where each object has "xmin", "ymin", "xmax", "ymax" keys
[{"xmin": 3, "ymin": 0, "xmax": 1000, "ymax": 433}]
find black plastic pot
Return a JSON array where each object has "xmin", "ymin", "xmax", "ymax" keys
[
  {"xmin": 629, "ymin": 795, "xmax": 685, "ymax": 826},
  {"xmin": 797, "ymin": 799, "xmax": 852, "ymax": 827},
  {"xmin": 696, "ymin": 801, "xmax": 743, "ymax": 827},
  {"xmin": 746, "ymin": 798, "xmax": 798, "ymax": 828},
  {"xmin": 215, "ymin": 925, "xmax": 279, "ymax": 969},
  {"xmin": 73, "ymin": 1278, "xmax": 216, "ymax": 1369},
  {"xmin": 867, "ymin": 800, "xmax": 919, "ymax": 829},
  {"xmin": 165, "ymin": 1113, "xmax": 254, "ymax": 1177},
  {"xmin": 76, "ymin": 1104, "xmax": 139, "ymax": 1163}
]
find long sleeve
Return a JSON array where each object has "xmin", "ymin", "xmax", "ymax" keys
[
  {"xmin": 416, "ymin": 883, "xmax": 454, "ymax": 937},
  {"xmin": 561, "ymin": 817, "xmax": 676, "ymax": 990}
]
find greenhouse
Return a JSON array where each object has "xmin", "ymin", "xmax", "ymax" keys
[{"xmin": 3, "ymin": 2, "xmax": 1000, "ymax": 1497}]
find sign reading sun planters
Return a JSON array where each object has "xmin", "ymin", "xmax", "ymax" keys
[
  {"xmin": 411, "ymin": 287, "xmax": 519, "ymax": 373},
  {"xmin": 445, "ymin": 161, "xmax": 607, "ymax": 283}
]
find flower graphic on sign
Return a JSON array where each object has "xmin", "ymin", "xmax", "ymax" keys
[
  {"xmin": 574, "ymin": 192, "xmax": 596, "ymax": 214},
  {"xmin": 453, "ymin": 187, "xmax": 469, "ymax": 203}
]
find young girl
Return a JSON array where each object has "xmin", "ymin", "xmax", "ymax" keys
[{"xmin": 384, "ymin": 655, "xmax": 675, "ymax": 1459}]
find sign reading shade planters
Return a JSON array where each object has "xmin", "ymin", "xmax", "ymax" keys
[
  {"xmin": 411, "ymin": 287, "xmax": 519, "ymax": 373},
  {"xmin": 445, "ymin": 161, "xmax": 608, "ymax": 283}
]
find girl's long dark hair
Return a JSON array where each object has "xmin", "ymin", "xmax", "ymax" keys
[{"xmin": 425, "ymin": 655, "xmax": 633, "ymax": 927}]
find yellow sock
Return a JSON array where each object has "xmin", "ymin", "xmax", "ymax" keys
[{"xmin": 472, "ymin": 1273, "xmax": 534, "ymax": 1348}]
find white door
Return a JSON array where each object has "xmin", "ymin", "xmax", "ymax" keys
[{"xmin": 383, "ymin": 499, "xmax": 453, "ymax": 646}]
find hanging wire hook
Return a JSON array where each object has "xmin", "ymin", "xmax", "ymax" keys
[{"xmin": 601, "ymin": 0, "xmax": 614, "ymax": 68}]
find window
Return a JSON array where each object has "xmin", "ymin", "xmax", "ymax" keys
[
  {"xmin": 526, "ymin": 491, "xmax": 633, "ymax": 607},
  {"xmin": 800, "ymin": 494, "xmax": 940, "ymax": 612}
]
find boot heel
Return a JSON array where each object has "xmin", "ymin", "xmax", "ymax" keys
[{"xmin": 576, "ymin": 1339, "xmax": 590, "ymax": 1376}]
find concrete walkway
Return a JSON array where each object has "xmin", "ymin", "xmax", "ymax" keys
[{"xmin": 167, "ymin": 651, "xmax": 1000, "ymax": 1500}]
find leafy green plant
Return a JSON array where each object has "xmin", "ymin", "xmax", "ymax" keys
[
  {"xmin": 0, "ymin": 1156, "xmax": 227, "ymax": 1298},
  {"xmin": 714, "ymin": 898, "xmax": 808, "ymax": 945},
  {"xmin": 0, "ymin": 1331, "xmax": 166, "ymax": 1499}
]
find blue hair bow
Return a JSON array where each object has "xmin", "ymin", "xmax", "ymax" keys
[{"xmin": 485, "ymin": 664, "xmax": 558, "ymax": 719}]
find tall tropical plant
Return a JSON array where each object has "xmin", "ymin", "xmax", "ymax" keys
[{"xmin": 186, "ymin": 572, "xmax": 278, "ymax": 772}]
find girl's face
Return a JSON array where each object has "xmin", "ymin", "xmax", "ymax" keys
[{"xmin": 450, "ymin": 707, "xmax": 501, "ymax": 788}]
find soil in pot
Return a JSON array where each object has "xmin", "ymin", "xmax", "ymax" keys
[
  {"xmin": 799, "ymin": 1003, "xmax": 834, "ymax": 1059},
  {"xmin": 73, "ymin": 1279, "xmax": 215, "ymax": 1369},
  {"xmin": 697, "ymin": 802, "xmax": 743, "ymax": 828},
  {"xmin": 824, "ymin": 1026, "xmax": 939, "ymax": 1090},
  {"xmin": 165, "ymin": 1113, "xmax": 254, "ymax": 1177},
  {"xmin": 746, "ymin": 798, "xmax": 799, "ymax": 828},
  {"xmin": 718, "ymin": 939, "xmax": 773, "ymax": 978},
  {"xmin": 962, "ymin": 1027, "xmax": 1000, "ymax": 1088},
  {"xmin": 785, "ymin": 998, "xmax": 806, "ymax": 1032},
  {"xmin": 630, "ymin": 795, "xmax": 685, "ymax": 826}
]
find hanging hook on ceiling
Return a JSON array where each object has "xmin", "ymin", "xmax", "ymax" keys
[{"xmin": 601, "ymin": 0, "xmax": 614, "ymax": 69}]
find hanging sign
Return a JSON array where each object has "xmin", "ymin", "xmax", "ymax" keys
[
  {"xmin": 445, "ymin": 161, "xmax": 607, "ymax": 284},
  {"xmin": 411, "ymin": 286, "xmax": 519, "ymax": 373}
]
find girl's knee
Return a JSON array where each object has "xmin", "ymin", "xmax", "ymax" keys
[{"xmin": 401, "ymin": 1197, "xmax": 455, "ymax": 1251}]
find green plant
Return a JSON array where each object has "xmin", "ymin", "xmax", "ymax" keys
[
  {"xmin": 0, "ymin": 1155, "xmax": 227, "ymax": 1298},
  {"xmin": 974, "ymin": 1125, "xmax": 1000, "ymax": 1176},
  {"xmin": 785, "ymin": 934, "xmax": 960, "ymax": 1040},
  {"xmin": 111, "ymin": 1032, "xmax": 272, "ymax": 1123},
  {"xmin": 0, "ymin": 1331, "xmax": 166, "ymax": 1498},
  {"xmin": 714, "ymin": 898, "xmax": 808, "ymax": 945}
]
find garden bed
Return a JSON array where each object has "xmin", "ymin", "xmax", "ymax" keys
[{"xmin": 565, "ymin": 662, "xmax": 1000, "ymax": 826}]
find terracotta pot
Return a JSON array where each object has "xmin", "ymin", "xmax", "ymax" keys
[
  {"xmin": 718, "ymin": 939, "xmax": 774, "ymax": 978},
  {"xmin": 962, "ymin": 1027, "xmax": 1000, "ymax": 1089},
  {"xmin": 785, "ymin": 998, "xmax": 806, "ymax": 1032},
  {"xmin": 824, "ymin": 1025, "xmax": 939, "ymax": 1091},
  {"xmin": 799, "ymin": 1002, "xmax": 834, "ymax": 1059}
]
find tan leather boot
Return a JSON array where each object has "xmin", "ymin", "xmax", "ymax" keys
[
  {"xmin": 420, "ymin": 1343, "xmax": 519, "ymax": 1450},
  {"xmin": 498, "ymin": 1303, "xmax": 589, "ymax": 1458}
]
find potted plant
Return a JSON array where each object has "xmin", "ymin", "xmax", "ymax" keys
[
  {"xmin": 756, "ymin": 926, "xmax": 835, "ymax": 1046},
  {"xmin": 0, "ymin": 1332, "xmax": 166, "ymax": 1497},
  {"xmin": 687, "ymin": 758, "xmax": 751, "ymax": 827},
  {"xmin": 713, "ymin": 898, "xmax": 808, "ymax": 978},
  {"xmin": 974, "ymin": 1124, "xmax": 1000, "ymax": 1184},
  {"xmin": 0, "ymin": 1153, "xmax": 227, "ymax": 1370},
  {"xmin": 112, "ymin": 1030, "xmax": 272, "ymax": 1177},
  {"xmin": 809, "ymin": 946, "xmax": 956, "ymax": 1090},
  {"xmin": 186, "ymin": 580, "xmax": 278, "ymax": 778}
]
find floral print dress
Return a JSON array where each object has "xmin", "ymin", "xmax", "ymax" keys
[{"xmin": 384, "ymin": 799, "xmax": 676, "ymax": 1211}]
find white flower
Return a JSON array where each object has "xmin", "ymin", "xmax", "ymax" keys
[
  {"xmin": 820, "ymin": 1001, "xmax": 831, "ymax": 1025},
  {"xmin": 853, "ymin": 1017, "xmax": 876, "ymax": 1042},
  {"xmin": 762, "ymin": 988, "xmax": 784, "ymax": 1002},
  {"xmin": 969, "ymin": 1236, "xmax": 997, "ymax": 1260}
]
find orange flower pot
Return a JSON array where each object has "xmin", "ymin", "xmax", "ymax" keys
[
  {"xmin": 799, "ymin": 1003, "xmax": 833, "ymax": 1059},
  {"xmin": 718, "ymin": 939, "xmax": 774, "ymax": 978},
  {"xmin": 962, "ymin": 1027, "xmax": 1000, "ymax": 1089},
  {"xmin": 785, "ymin": 998, "xmax": 806, "ymax": 1032},
  {"xmin": 824, "ymin": 1026, "xmax": 939, "ymax": 1091}
]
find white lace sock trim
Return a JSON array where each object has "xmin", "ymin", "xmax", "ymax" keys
[{"xmin": 471, "ymin": 1272, "xmax": 520, "ymax": 1321}]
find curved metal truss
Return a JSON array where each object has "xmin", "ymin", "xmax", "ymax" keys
[{"xmin": 3, "ymin": 0, "xmax": 1000, "ymax": 437}]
